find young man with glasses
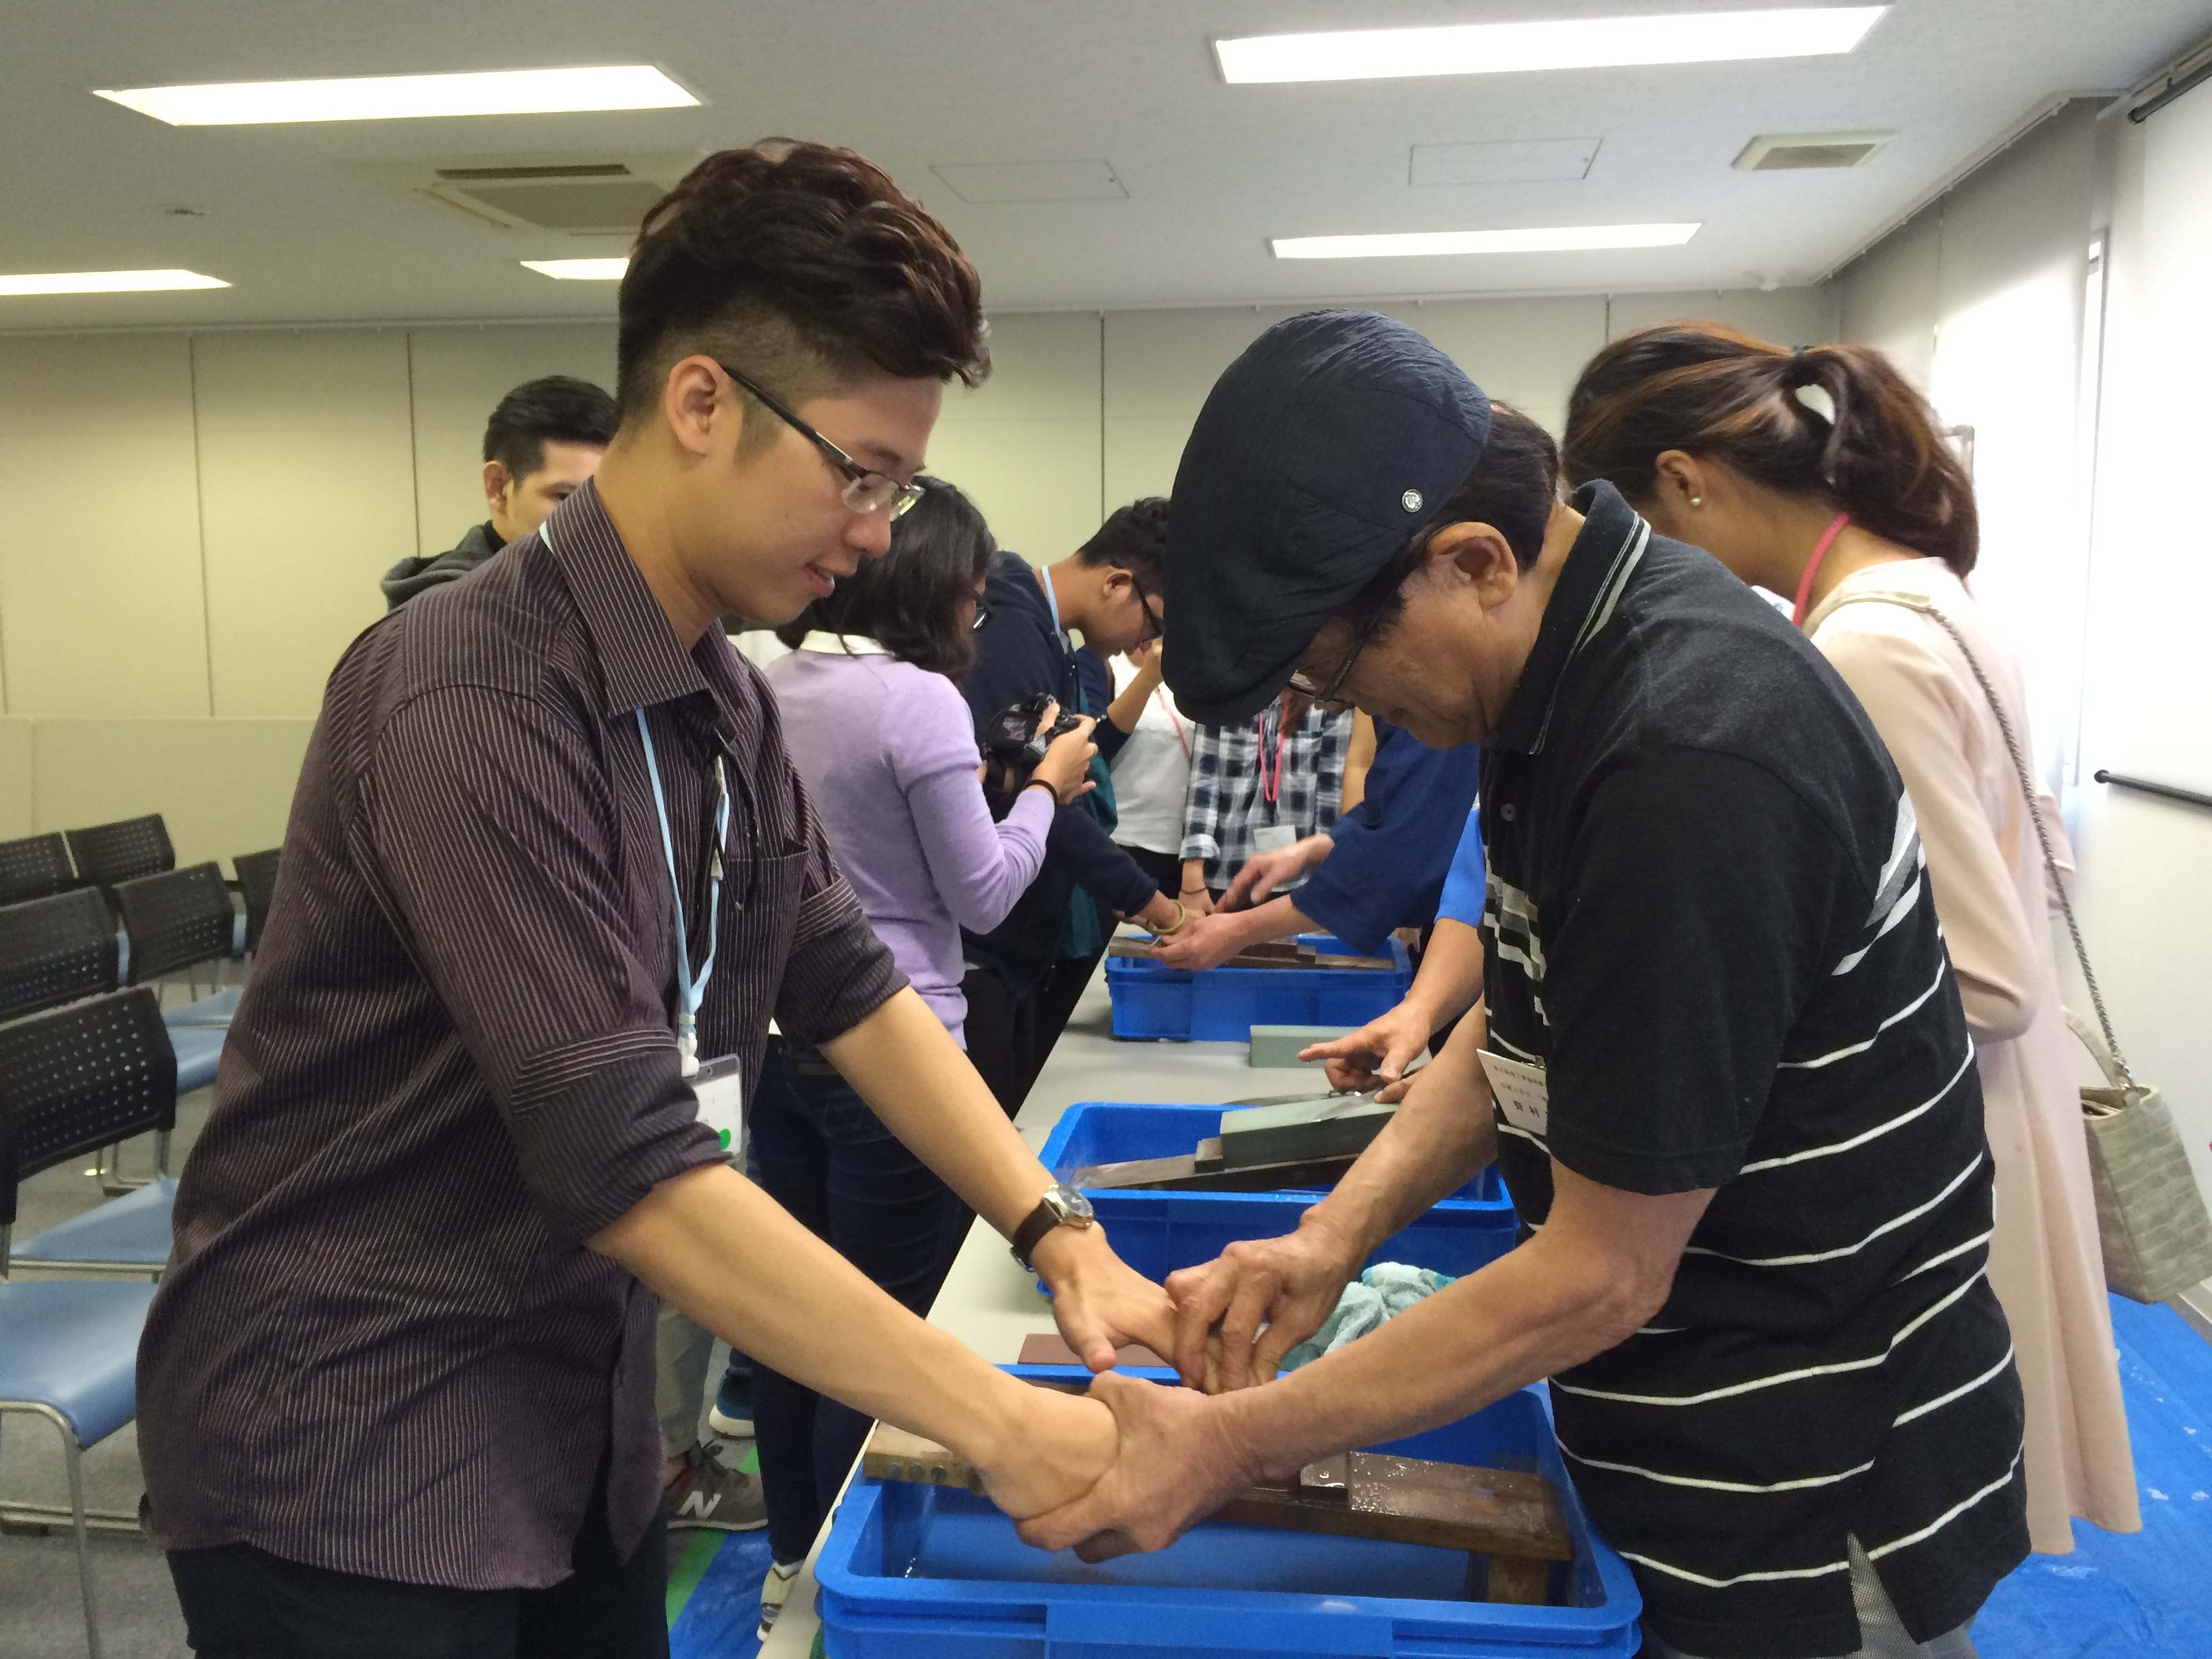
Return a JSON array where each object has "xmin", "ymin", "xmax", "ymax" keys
[
  {"xmin": 957, "ymin": 498, "xmax": 1189, "ymax": 1107},
  {"xmin": 137, "ymin": 141, "xmax": 1173, "ymax": 1659},
  {"xmin": 1015, "ymin": 312, "xmax": 2027, "ymax": 1659}
]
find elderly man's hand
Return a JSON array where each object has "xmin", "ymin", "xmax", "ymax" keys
[
  {"xmin": 1153, "ymin": 910, "xmax": 1253, "ymax": 972},
  {"xmin": 1164, "ymin": 1214, "xmax": 1365, "ymax": 1392},
  {"xmin": 1014, "ymin": 1371, "xmax": 1258, "ymax": 1560}
]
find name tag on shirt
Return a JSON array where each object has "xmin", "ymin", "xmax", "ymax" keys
[
  {"xmin": 690, "ymin": 1053, "xmax": 747, "ymax": 1164},
  {"xmin": 1254, "ymin": 824, "xmax": 1299, "ymax": 855},
  {"xmin": 1477, "ymin": 1049, "xmax": 1550, "ymax": 1139}
]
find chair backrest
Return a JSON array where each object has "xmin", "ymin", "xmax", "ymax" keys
[
  {"xmin": 0, "ymin": 832, "xmax": 75, "ymax": 906},
  {"xmin": 234, "ymin": 847, "xmax": 281, "ymax": 955},
  {"xmin": 0, "ymin": 888, "xmax": 121, "ymax": 1021},
  {"xmin": 115, "ymin": 863, "xmax": 236, "ymax": 985},
  {"xmin": 64, "ymin": 813, "xmax": 175, "ymax": 890},
  {"xmin": 0, "ymin": 986, "xmax": 177, "ymax": 1229}
]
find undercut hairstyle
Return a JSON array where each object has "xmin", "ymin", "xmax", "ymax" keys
[
  {"xmin": 1562, "ymin": 323, "xmax": 1978, "ymax": 575},
  {"xmin": 481, "ymin": 375, "xmax": 618, "ymax": 480},
  {"xmin": 615, "ymin": 140, "xmax": 989, "ymax": 432},
  {"xmin": 1073, "ymin": 496, "xmax": 1170, "ymax": 590},
  {"xmin": 1333, "ymin": 404, "xmax": 1563, "ymax": 642},
  {"xmin": 773, "ymin": 478, "xmax": 997, "ymax": 681}
]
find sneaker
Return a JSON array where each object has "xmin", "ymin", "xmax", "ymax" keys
[
  {"xmin": 758, "ymin": 1558, "xmax": 803, "ymax": 1641},
  {"xmin": 709, "ymin": 1367, "xmax": 754, "ymax": 1439},
  {"xmin": 663, "ymin": 1442, "xmax": 766, "ymax": 1532}
]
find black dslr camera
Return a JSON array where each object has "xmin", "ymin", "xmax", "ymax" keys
[{"xmin": 984, "ymin": 692, "xmax": 1085, "ymax": 772}]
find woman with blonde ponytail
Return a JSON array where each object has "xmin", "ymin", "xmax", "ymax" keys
[{"xmin": 1563, "ymin": 323, "xmax": 2138, "ymax": 1557}]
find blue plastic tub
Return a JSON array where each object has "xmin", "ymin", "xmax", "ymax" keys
[
  {"xmin": 1038, "ymin": 1100, "xmax": 1517, "ymax": 1284},
  {"xmin": 1106, "ymin": 933, "xmax": 1413, "ymax": 1042},
  {"xmin": 815, "ymin": 1368, "xmax": 1641, "ymax": 1658}
]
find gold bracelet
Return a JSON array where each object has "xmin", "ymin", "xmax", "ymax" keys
[{"xmin": 1153, "ymin": 899, "xmax": 1190, "ymax": 938}]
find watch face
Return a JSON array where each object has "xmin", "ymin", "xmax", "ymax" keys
[{"xmin": 1057, "ymin": 1185, "xmax": 1096, "ymax": 1223}]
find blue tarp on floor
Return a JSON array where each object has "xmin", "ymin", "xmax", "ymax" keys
[{"xmin": 676, "ymin": 1294, "xmax": 2212, "ymax": 1658}]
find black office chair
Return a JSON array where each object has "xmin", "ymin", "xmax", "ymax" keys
[
  {"xmin": 0, "ymin": 833, "xmax": 75, "ymax": 906},
  {"xmin": 109, "ymin": 867, "xmax": 234, "ymax": 1143},
  {"xmin": 63, "ymin": 815, "xmax": 173, "ymax": 897},
  {"xmin": 232, "ymin": 847, "xmax": 281, "ymax": 957},
  {"xmin": 0, "ymin": 890, "xmax": 120, "ymax": 1023}
]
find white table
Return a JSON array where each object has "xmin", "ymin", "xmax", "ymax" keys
[{"xmin": 757, "ymin": 965, "xmax": 1325, "ymax": 1656}]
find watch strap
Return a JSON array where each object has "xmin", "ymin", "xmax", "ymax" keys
[{"xmin": 1010, "ymin": 1198, "xmax": 1062, "ymax": 1271}]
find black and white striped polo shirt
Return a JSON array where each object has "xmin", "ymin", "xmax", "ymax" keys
[{"xmin": 1479, "ymin": 483, "xmax": 2028, "ymax": 1658}]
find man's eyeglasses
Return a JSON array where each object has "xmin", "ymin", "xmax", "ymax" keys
[
  {"xmin": 716, "ymin": 363, "xmax": 924, "ymax": 520},
  {"xmin": 1286, "ymin": 607, "xmax": 1382, "ymax": 710},
  {"xmin": 1128, "ymin": 571, "xmax": 1164, "ymax": 647}
]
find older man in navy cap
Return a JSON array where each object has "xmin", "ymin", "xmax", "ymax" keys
[{"xmin": 1021, "ymin": 312, "xmax": 2026, "ymax": 1659}]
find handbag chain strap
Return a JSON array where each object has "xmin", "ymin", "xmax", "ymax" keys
[{"xmin": 1822, "ymin": 592, "xmax": 2136, "ymax": 1090}]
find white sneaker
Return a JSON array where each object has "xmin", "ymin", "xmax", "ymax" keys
[
  {"xmin": 708, "ymin": 1401, "xmax": 754, "ymax": 1439},
  {"xmin": 758, "ymin": 1558, "xmax": 803, "ymax": 1641}
]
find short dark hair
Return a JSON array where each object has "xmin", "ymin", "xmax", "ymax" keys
[
  {"xmin": 482, "ymin": 375, "xmax": 617, "ymax": 479},
  {"xmin": 1332, "ymin": 404, "xmax": 1561, "ymax": 641},
  {"xmin": 616, "ymin": 140, "xmax": 989, "ymax": 424},
  {"xmin": 773, "ymin": 478, "xmax": 997, "ymax": 680},
  {"xmin": 1074, "ymin": 496, "xmax": 1170, "ymax": 589}
]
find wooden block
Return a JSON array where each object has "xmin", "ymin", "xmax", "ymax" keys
[
  {"xmin": 1309, "ymin": 952, "xmax": 1399, "ymax": 971},
  {"xmin": 1216, "ymin": 1096, "xmax": 1397, "ymax": 1170},
  {"xmin": 862, "ymin": 1424, "xmax": 984, "ymax": 1494},
  {"xmin": 1248, "ymin": 1025, "xmax": 1357, "ymax": 1068},
  {"xmin": 1484, "ymin": 1554, "xmax": 1555, "ymax": 1605}
]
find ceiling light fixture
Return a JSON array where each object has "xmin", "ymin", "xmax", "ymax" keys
[
  {"xmin": 0, "ymin": 268, "xmax": 230, "ymax": 295},
  {"xmin": 94, "ymin": 66, "xmax": 697, "ymax": 127},
  {"xmin": 520, "ymin": 258, "xmax": 630, "ymax": 280},
  {"xmin": 1272, "ymin": 224, "xmax": 1701, "ymax": 260},
  {"xmin": 1216, "ymin": 7, "xmax": 1887, "ymax": 84}
]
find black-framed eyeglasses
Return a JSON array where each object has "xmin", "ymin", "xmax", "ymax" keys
[
  {"xmin": 1286, "ymin": 607, "xmax": 1383, "ymax": 710},
  {"xmin": 716, "ymin": 362, "xmax": 924, "ymax": 519},
  {"xmin": 1128, "ymin": 571, "xmax": 1164, "ymax": 647}
]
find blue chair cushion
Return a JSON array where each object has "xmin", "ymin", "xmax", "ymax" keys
[
  {"xmin": 0, "ymin": 1279, "xmax": 158, "ymax": 1446},
  {"xmin": 165, "ymin": 986, "xmax": 241, "ymax": 1029},
  {"xmin": 12, "ymin": 1179, "xmax": 176, "ymax": 1269},
  {"xmin": 170, "ymin": 1025, "xmax": 224, "ymax": 1093}
]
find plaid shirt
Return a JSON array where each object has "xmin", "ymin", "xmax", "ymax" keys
[{"xmin": 1180, "ymin": 702, "xmax": 1352, "ymax": 892}]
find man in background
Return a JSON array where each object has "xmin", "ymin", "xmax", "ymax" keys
[{"xmin": 382, "ymin": 373, "xmax": 617, "ymax": 609}]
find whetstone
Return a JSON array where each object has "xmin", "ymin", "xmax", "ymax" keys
[
  {"xmin": 858, "ymin": 1424, "xmax": 1571, "ymax": 1604},
  {"xmin": 1216, "ymin": 1094, "xmax": 1397, "ymax": 1169},
  {"xmin": 1248, "ymin": 1025, "xmax": 1357, "ymax": 1068},
  {"xmin": 1069, "ymin": 1146, "xmax": 1363, "ymax": 1193}
]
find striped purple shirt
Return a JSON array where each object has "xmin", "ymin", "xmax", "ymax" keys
[{"xmin": 137, "ymin": 481, "xmax": 904, "ymax": 1589}]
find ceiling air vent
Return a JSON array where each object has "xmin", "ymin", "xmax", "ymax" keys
[
  {"xmin": 348, "ymin": 152, "xmax": 699, "ymax": 235},
  {"xmin": 1733, "ymin": 131, "xmax": 1897, "ymax": 172}
]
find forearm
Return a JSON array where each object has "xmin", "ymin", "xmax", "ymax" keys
[
  {"xmin": 1218, "ymin": 1232, "xmax": 1636, "ymax": 1477},
  {"xmin": 1304, "ymin": 1005, "xmax": 1498, "ymax": 1261},
  {"xmin": 594, "ymin": 1161, "xmax": 1034, "ymax": 1468},
  {"xmin": 823, "ymin": 986, "xmax": 1059, "ymax": 1237},
  {"xmin": 1402, "ymin": 919, "xmax": 1486, "ymax": 1028},
  {"xmin": 1105, "ymin": 667, "xmax": 1160, "ymax": 736},
  {"xmin": 1181, "ymin": 857, "xmax": 1210, "ymax": 897}
]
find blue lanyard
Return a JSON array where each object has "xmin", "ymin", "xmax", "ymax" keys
[
  {"xmin": 1038, "ymin": 564, "xmax": 1073, "ymax": 666},
  {"xmin": 636, "ymin": 708, "xmax": 731, "ymax": 1078}
]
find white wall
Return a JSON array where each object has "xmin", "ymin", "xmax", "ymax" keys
[{"xmin": 2066, "ymin": 78, "xmax": 2212, "ymax": 1203}]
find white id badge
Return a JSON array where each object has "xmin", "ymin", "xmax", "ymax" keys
[
  {"xmin": 1475, "ymin": 1049, "xmax": 1550, "ymax": 1139},
  {"xmin": 689, "ymin": 1053, "xmax": 747, "ymax": 1164},
  {"xmin": 1254, "ymin": 823, "xmax": 1299, "ymax": 855}
]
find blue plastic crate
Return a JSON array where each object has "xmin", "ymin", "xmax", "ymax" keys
[
  {"xmin": 1038, "ymin": 1100, "xmax": 1517, "ymax": 1284},
  {"xmin": 1106, "ymin": 933, "xmax": 1413, "ymax": 1042},
  {"xmin": 816, "ymin": 1369, "xmax": 1641, "ymax": 1658}
]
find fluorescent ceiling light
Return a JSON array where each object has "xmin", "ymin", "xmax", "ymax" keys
[
  {"xmin": 1273, "ymin": 224, "xmax": 1701, "ymax": 260},
  {"xmin": 1216, "ymin": 7, "xmax": 1887, "ymax": 84},
  {"xmin": 0, "ymin": 268, "xmax": 230, "ymax": 295},
  {"xmin": 94, "ymin": 66, "xmax": 697, "ymax": 127},
  {"xmin": 521, "ymin": 258, "xmax": 630, "ymax": 281}
]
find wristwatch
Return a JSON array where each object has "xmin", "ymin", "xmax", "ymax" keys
[{"xmin": 1010, "ymin": 1183, "xmax": 1097, "ymax": 1269}]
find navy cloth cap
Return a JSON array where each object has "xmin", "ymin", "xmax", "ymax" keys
[{"xmin": 1163, "ymin": 310, "xmax": 1492, "ymax": 724}]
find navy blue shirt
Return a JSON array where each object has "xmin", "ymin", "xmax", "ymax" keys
[{"xmin": 1295, "ymin": 724, "xmax": 1481, "ymax": 955}]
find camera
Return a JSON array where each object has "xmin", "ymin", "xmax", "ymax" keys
[{"xmin": 984, "ymin": 692, "xmax": 1086, "ymax": 771}]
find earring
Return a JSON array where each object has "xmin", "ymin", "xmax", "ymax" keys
[{"xmin": 1689, "ymin": 495, "xmax": 1704, "ymax": 508}]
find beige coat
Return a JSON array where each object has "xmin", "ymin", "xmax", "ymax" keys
[{"xmin": 1806, "ymin": 558, "xmax": 2140, "ymax": 1554}]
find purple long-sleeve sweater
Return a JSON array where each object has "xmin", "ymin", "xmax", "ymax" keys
[{"xmin": 764, "ymin": 639, "xmax": 1054, "ymax": 1044}]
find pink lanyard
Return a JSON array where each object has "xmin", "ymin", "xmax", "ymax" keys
[
  {"xmin": 1256, "ymin": 703, "xmax": 1288, "ymax": 808},
  {"xmin": 1153, "ymin": 685, "xmax": 1191, "ymax": 759},
  {"xmin": 1792, "ymin": 512, "xmax": 1853, "ymax": 627}
]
